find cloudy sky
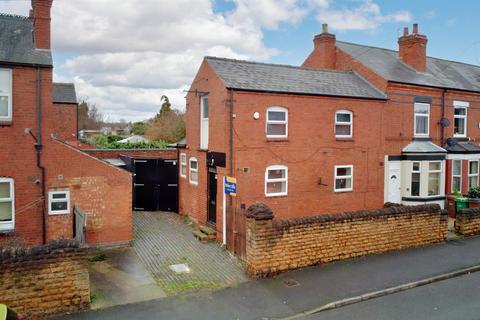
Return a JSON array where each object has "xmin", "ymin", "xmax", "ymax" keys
[{"xmin": 1, "ymin": 0, "xmax": 478, "ymax": 122}]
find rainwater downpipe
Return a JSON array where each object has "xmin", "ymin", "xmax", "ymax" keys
[
  {"xmin": 35, "ymin": 66, "xmax": 47, "ymax": 244},
  {"xmin": 441, "ymin": 89, "xmax": 446, "ymax": 146}
]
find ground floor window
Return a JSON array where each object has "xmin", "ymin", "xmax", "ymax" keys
[
  {"xmin": 0, "ymin": 178, "xmax": 14, "ymax": 230},
  {"xmin": 189, "ymin": 157, "xmax": 198, "ymax": 185},
  {"xmin": 452, "ymin": 160, "xmax": 462, "ymax": 193},
  {"xmin": 48, "ymin": 190, "xmax": 70, "ymax": 215},
  {"xmin": 469, "ymin": 160, "xmax": 479, "ymax": 189},
  {"xmin": 428, "ymin": 162, "xmax": 441, "ymax": 196},
  {"xmin": 265, "ymin": 165, "xmax": 288, "ymax": 196},
  {"xmin": 334, "ymin": 165, "xmax": 353, "ymax": 192},
  {"xmin": 411, "ymin": 162, "xmax": 421, "ymax": 196},
  {"xmin": 180, "ymin": 153, "xmax": 187, "ymax": 178}
]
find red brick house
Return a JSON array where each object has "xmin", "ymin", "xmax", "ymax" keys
[
  {"xmin": 179, "ymin": 23, "xmax": 480, "ymax": 242},
  {"xmin": 0, "ymin": 0, "xmax": 132, "ymax": 247}
]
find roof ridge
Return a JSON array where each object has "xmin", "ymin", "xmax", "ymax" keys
[
  {"xmin": 205, "ymin": 56, "xmax": 355, "ymax": 75},
  {"xmin": 0, "ymin": 12, "xmax": 30, "ymax": 20},
  {"xmin": 337, "ymin": 40, "xmax": 480, "ymax": 69}
]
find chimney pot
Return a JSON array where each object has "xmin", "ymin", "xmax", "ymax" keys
[
  {"xmin": 413, "ymin": 23, "xmax": 419, "ymax": 34},
  {"xmin": 322, "ymin": 23, "xmax": 329, "ymax": 34},
  {"xmin": 403, "ymin": 27, "xmax": 408, "ymax": 36}
]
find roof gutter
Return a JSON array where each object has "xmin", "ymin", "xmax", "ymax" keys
[{"xmin": 389, "ymin": 80, "xmax": 480, "ymax": 95}]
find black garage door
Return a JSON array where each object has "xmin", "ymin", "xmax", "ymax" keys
[{"xmin": 132, "ymin": 158, "xmax": 178, "ymax": 212}]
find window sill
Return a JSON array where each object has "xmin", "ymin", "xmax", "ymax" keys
[
  {"xmin": 335, "ymin": 137, "xmax": 354, "ymax": 142},
  {"xmin": 266, "ymin": 138, "xmax": 289, "ymax": 142},
  {"xmin": 334, "ymin": 189, "xmax": 353, "ymax": 193},
  {"xmin": 0, "ymin": 226, "xmax": 14, "ymax": 234},
  {"xmin": 265, "ymin": 194, "xmax": 288, "ymax": 198},
  {"xmin": 0, "ymin": 120, "xmax": 12, "ymax": 126},
  {"xmin": 49, "ymin": 211, "xmax": 70, "ymax": 216}
]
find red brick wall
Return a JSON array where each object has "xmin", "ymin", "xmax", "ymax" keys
[
  {"xmin": 52, "ymin": 103, "xmax": 77, "ymax": 141},
  {"xmin": 32, "ymin": 0, "xmax": 52, "ymax": 49}
]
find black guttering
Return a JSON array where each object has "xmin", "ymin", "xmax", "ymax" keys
[
  {"xmin": 388, "ymin": 154, "xmax": 446, "ymax": 161},
  {"xmin": 402, "ymin": 196, "xmax": 446, "ymax": 202}
]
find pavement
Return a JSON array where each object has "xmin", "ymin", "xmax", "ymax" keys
[{"xmin": 55, "ymin": 235, "xmax": 480, "ymax": 320}]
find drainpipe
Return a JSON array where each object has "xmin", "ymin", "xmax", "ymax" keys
[
  {"xmin": 441, "ymin": 89, "xmax": 446, "ymax": 146},
  {"xmin": 35, "ymin": 67, "xmax": 47, "ymax": 244},
  {"xmin": 229, "ymin": 89, "xmax": 234, "ymax": 177}
]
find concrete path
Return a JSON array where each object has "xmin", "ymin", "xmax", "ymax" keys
[
  {"xmin": 132, "ymin": 211, "xmax": 247, "ymax": 295},
  {"xmin": 56, "ymin": 236, "xmax": 480, "ymax": 320}
]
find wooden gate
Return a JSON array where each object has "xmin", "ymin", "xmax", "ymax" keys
[
  {"xmin": 226, "ymin": 205, "xmax": 246, "ymax": 258},
  {"xmin": 73, "ymin": 206, "xmax": 87, "ymax": 246}
]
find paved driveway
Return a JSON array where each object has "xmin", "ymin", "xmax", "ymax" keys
[{"xmin": 132, "ymin": 211, "xmax": 248, "ymax": 295}]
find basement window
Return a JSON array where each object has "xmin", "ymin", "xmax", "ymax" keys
[
  {"xmin": 266, "ymin": 107, "xmax": 288, "ymax": 138},
  {"xmin": 265, "ymin": 165, "xmax": 288, "ymax": 196},
  {"xmin": 48, "ymin": 190, "xmax": 70, "ymax": 215},
  {"xmin": 335, "ymin": 110, "xmax": 353, "ymax": 138},
  {"xmin": 0, "ymin": 69, "xmax": 12, "ymax": 122},
  {"xmin": 334, "ymin": 165, "xmax": 353, "ymax": 192},
  {"xmin": 189, "ymin": 157, "xmax": 198, "ymax": 185},
  {"xmin": 180, "ymin": 153, "xmax": 187, "ymax": 178},
  {"xmin": 0, "ymin": 178, "xmax": 14, "ymax": 231}
]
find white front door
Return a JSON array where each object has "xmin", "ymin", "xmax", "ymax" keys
[{"xmin": 387, "ymin": 161, "xmax": 401, "ymax": 203}]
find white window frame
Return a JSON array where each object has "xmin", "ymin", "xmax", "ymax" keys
[
  {"xmin": 189, "ymin": 157, "xmax": 198, "ymax": 185},
  {"xmin": 414, "ymin": 102, "xmax": 430, "ymax": 137},
  {"xmin": 265, "ymin": 165, "xmax": 288, "ymax": 197},
  {"xmin": 200, "ymin": 96, "xmax": 209, "ymax": 150},
  {"xmin": 0, "ymin": 69, "xmax": 12, "ymax": 122},
  {"xmin": 334, "ymin": 165, "xmax": 353, "ymax": 192},
  {"xmin": 335, "ymin": 110, "xmax": 353, "ymax": 138},
  {"xmin": 469, "ymin": 160, "xmax": 479, "ymax": 189},
  {"xmin": 427, "ymin": 161, "xmax": 442, "ymax": 196},
  {"xmin": 180, "ymin": 153, "xmax": 187, "ymax": 178},
  {"xmin": 411, "ymin": 161, "xmax": 421, "ymax": 197},
  {"xmin": 0, "ymin": 178, "xmax": 14, "ymax": 231},
  {"xmin": 48, "ymin": 190, "xmax": 70, "ymax": 215},
  {"xmin": 453, "ymin": 101, "xmax": 469, "ymax": 138},
  {"xmin": 451, "ymin": 160, "xmax": 462, "ymax": 193},
  {"xmin": 266, "ymin": 106, "xmax": 288, "ymax": 138}
]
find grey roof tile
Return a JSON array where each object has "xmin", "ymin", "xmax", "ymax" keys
[
  {"xmin": 446, "ymin": 141, "xmax": 480, "ymax": 154},
  {"xmin": 205, "ymin": 57, "xmax": 386, "ymax": 99},
  {"xmin": 402, "ymin": 140, "xmax": 447, "ymax": 154},
  {"xmin": 53, "ymin": 83, "xmax": 77, "ymax": 104},
  {"xmin": 0, "ymin": 13, "xmax": 52, "ymax": 66},
  {"xmin": 337, "ymin": 41, "xmax": 480, "ymax": 92}
]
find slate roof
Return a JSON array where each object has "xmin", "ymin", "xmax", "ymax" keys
[
  {"xmin": 402, "ymin": 140, "xmax": 447, "ymax": 154},
  {"xmin": 53, "ymin": 83, "xmax": 77, "ymax": 104},
  {"xmin": 337, "ymin": 41, "xmax": 480, "ymax": 93},
  {"xmin": 0, "ymin": 13, "xmax": 52, "ymax": 66},
  {"xmin": 205, "ymin": 57, "xmax": 386, "ymax": 100},
  {"xmin": 445, "ymin": 140, "xmax": 480, "ymax": 154}
]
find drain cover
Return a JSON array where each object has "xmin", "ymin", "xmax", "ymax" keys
[
  {"xmin": 169, "ymin": 263, "xmax": 191, "ymax": 274},
  {"xmin": 283, "ymin": 278, "xmax": 300, "ymax": 287}
]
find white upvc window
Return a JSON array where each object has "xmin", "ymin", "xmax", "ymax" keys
[
  {"xmin": 411, "ymin": 161, "xmax": 421, "ymax": 196},
  {"xmin": 334, "ymin": 165, "xmax": 353, "ymax": 192},
  {"xmin": 0, "ymin": 178, "xmax": 14, "ymax": 231},
  {"xmin": 414, "ymin": 103, "xmax": 430, "ymax": 137},
  {"xmin": 266, "ymin": 106, "xmax": 288, "ymax": 138},
  {"xmin": 200, "ymin": 96, "xmax": 209, "ymax": 149},
  {"xmin": 427, "ymin": 162, "xmax": 441, "ymax": 196},
  {"xmin": 453, "ymin": 101, "xmax": 469, "ymax": 137},
  {"xmin": 265, "ymin": 165, "xmax": 288, "ymax": 196},
  {"xmin": 189, "ymin": 157, "xmax": 198, "ymax": 185},
  {"xmin": 452, "ymin": 160, "xmax": 462, "ymax": 193},
  {"xmin": 469, "ymin": 160, "xmax": 479, "ymax": 189},
  {"xmin": 48, "ymin": 190, "xmax": 70, "ymax": 215},
  {"xmin": 0, "ymin": 69, "xmax": 12, "ymax": 122},
  {"xmin": 180, "ymin": 153, "xmax": 187, "ymax": 178},
  {"xmin": 335, "ymin": 110, "xmax": 353, "ymax": 138}
]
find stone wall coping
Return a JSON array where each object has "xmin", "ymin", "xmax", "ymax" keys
[
  {"xmin": 0, "ymin": 239, "xmax": 85, "ymax": 264},
  {"xmin": 458, "ymin": 207, "xmax": 480, "ymax": 219},
  {"xmin": 245, "ymin": 203, "xmax": 274, "ymax": 220}
]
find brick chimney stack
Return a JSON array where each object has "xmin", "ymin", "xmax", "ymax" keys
[
  {"xmin": 303, "ymin": 23, "xmax": 336, "ymax": 69},
  {"xmin": 398, "ymin": 23, "xmax": 428, "ymax": 72},
  {"xmin": 31, "ymin": 0, "xmax": 53, "ymax": 50}
]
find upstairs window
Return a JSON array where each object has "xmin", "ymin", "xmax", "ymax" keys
[
  {"xmin": 454, "ymin": 101, "xmax": 468, "ymax": 137},
  {"xmin": 414, "ymin": 103, "xmax": 430, "ymax": 137},
  {"xmin": 334, "ymin": 165, "xmax": 353, "ymax": 192},
  {"xmin": 0, "ymin": 178, "xmax": 14, "ymax": 231},
  {"xmin": 469, "ymin": 160, "xmax": 479, "ymax": 189},
  {"xmin": 180, "ymin": 153, "xmax": 187, "ymax": 178},
  {"xmin": 0, "ymin": 69, "xmax": 12, "ymax": 122},
  {"xmin": 266, "ymin": 107, "xmax": 288, "ymax": 138},
  {"xmin": 428, "ymin": 162, "xmax": 441, "ymax": 196},
  {"xmin": 48, "ymin": 190, "xmax": 70, "ymax": 215},
  {"xmin": 200, "ymin": 96, "xmax": 209, "ymax": 149},
  {"xmin": 265, "ymin": 165, "xmax": 288, "ymax": 196},
  {"xmin": 411, "ymin": 162, "xmax": 421, "ymax": 196},
  {"xmin": 189, "ymin": 157, "xmax": 198, "ymax": 185},
  {"xmin": 452, "ymin": 160, "xmax": 462, "ymax": 193},
  {"xmin": 335, "ymin": 110, "xmax": 353, "ymax": 138}
]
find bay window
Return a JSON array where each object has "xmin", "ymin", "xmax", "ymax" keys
[
  {"xmin": 469, "ymin": 160, "xmax": 479, "ymax": 189},
  {"xmin": 427, "ymin": 162, "xmax": 441, "ymax": 196},
  {"xmin": 452, "ymin": 160, "xmax": 462, "ymax": 193},
  {"xmin": 411, "ymin": 162, "xmax": 421, "ymax": 196}
]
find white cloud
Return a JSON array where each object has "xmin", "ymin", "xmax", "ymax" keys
[
  {"xmin": 312, "ymin": 0, "xmax": 412, "ymax": 31},
  {"xmin": 425, "ymin": 9, "xmax": 436, "ymax": 19}
]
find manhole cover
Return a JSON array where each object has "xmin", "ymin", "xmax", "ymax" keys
[
  {"xmin": 283, "ymin": 278, "xmax": 300, "ymax": 287},
  {"xmin": 169, "ymin": 263, "xmax": 191, "ymax": 274}
]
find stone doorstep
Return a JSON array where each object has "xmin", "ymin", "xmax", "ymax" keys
[
  {"xmin": 192, "ymin": 229, "xmax": 209, "ymax": 242},
  {"xmin": 199, "ymin": 225, "xmax": 217, "ymax": 239}
]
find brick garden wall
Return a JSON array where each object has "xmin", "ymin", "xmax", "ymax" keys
[
  {"xmin": 456, "ymin": 207, "xmax": 480, "ymax": 236},
  {"xmin": 0, "ymin": 240, "xmax": 90, "ymax": 319},
  {"xmin": 84, "ymin": 148, "xmax": 177, "ymax": 160},
  {"xmin": 245, "ymin": 203, "xmax": 447, "ymax": 277}
]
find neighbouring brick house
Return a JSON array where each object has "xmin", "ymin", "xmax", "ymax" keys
[
  {"xmin": 0, "ymin": 0, "xmax": 132, "ymax": 247},
  {"xmin": 179, "ymin": 23, "xmax": 480, "ymax": 241}
]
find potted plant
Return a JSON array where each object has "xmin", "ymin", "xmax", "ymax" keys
[{"xmin": 467, "ymin": 187, "xmax": 480, "ymax": 208}]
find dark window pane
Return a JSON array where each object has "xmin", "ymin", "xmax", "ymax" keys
[
  {"xmin": 267, "ymin": 123, "xmax": 286, "ymax": 136},
  {"xmin": 411, "ymin": 172, "xmax": 420, "ymax": 196},
  {"xmin": 335, "ymin": 124, "xmax": 351, "ymax": 136},
  {"xmin": 52, "ymin": 193, "xmax": 67, "ymax": 199},
  {"xmin": 268, "ymin": 111, "xmax": 286, "ymax": 121},
  {"xmin": 51, "ymin": 201, "xmax": 68, "ymax": 212},
  {"xmin": 336, "ymin": 113, "xmax": 351, "ymax": 122}
]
